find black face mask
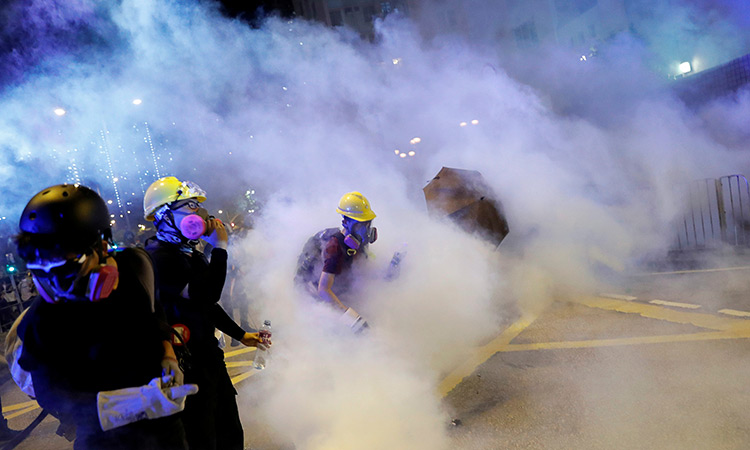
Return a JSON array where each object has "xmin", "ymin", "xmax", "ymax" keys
[{"xmin": 28, "ymin": 251, "xmax": 118, "ymax": 303}]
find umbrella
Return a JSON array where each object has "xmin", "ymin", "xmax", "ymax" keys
[{"xmin": 423, "ymin": 167, "xmax": 509, "ymax": 247}]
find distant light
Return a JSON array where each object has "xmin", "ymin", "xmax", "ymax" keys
[
  {"xmin": 580, "ymin": 55, "xmax": 587, "ymax": 62},
  {"xmin": 230, "ymin": 222, "xmax": 236, "ymax": 228},
  {"xmin": 459, "ymin": 122, "xmax": 467, "ymax": 127},
  {"xmin": 107, "ymin": 200, "xmax": 113, "ymax": 204},
  {"xmin": 471, "ymin": 119, "xmax": 479, "ymax": 125},
  {"xmin": 394, "ymin": 149, "xmax": 400, "ymax": 155},
  {"xmin": 399, "ymin": 153, "xmax": 407, "ymax": 158},
  {"xmin": 218, "ymin": 210, "xmax": 223, "ymax": 214},
  {"xmin": 408, "ymin": 151, "xmax": 415, "ymax": 156},
  {"xmin": 54, "ymin": 108, "xmax": 66, "ymax": 116},
  {"xmin": 678, "ymin": 61, "xmax": 692, "ymax": 74},
  {"xmin": 392, "ymin": 58, "xmax": 400, "ymax": 65},
  {"xmin": 112, "ymin": 177, "xmax": 119, "ymax": 182},
  {"xmin": 132, "ymin": 98, "xmax": 142, "ymax": 105},
  {"xmin": 410, "ymin": 137, "xmax": 421, "ymax": 144},
  {"xmin": 282, "ymin": 86, "xmax": 288, "ymax": 91}
]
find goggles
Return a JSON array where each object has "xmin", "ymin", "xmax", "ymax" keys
[
  {"xmin": 27, "ymin": 253, "xmax": 87, "ymax": 281},
  {"xmin": 170, "ymin": 199, "xmax": 202, "ymax": 212},
  {"xmin": 175, "ymin": 180, "xmax": 206, "ymax": 202}
]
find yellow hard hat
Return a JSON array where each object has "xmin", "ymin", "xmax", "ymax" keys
[
  {"xmin": 143, "ymin": 176, "xmax": 207, "ymax": 221},
  {"xmin": 336, "ymin": 191, "xmax": 376, "ymax": 222}
]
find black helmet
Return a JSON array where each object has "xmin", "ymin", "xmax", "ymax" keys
[{"xmin": 19, "ymin": 184, "xmax": 111, "ymax": 255}]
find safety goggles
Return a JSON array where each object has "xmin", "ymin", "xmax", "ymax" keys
[
  {"xmin": 27, "ymin": 253, "xmax": 87, "ymax": 281},
  {"xmin": 170, "ymin": 199, "xmax": 202, "ymax": 212},
  {"xmin": 175, "ymin": 180, "xmax": 206, "ymax": 201}
]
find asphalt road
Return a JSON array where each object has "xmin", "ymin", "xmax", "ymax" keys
[
  {"xmin": 444, "ymin": 266, "xmax": 750, "ymax": 449},
  {"xmin": 2, "ymin": 265, "xmax": 749, "ymax": 449}
]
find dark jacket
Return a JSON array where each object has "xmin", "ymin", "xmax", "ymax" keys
[{"xmin": 18, "ymin": 247, "xmax": 186, "ymax": 450}]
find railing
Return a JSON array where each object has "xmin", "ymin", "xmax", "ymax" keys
[{"xmin": 676, "ymin": 174, "xmax": 750, "ymax": 250}]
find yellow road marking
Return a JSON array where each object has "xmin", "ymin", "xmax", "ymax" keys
[
  {"xmin": 438, "ymin": 313, "xmax": 538, "ymax": 396},
  {"xmin": 439, "ymin": 294, "xmax": 750, "ymax": 397},
  {"xmin": 231, "ymin": 370, "xmax": 256, "ymax": 385},
  {"xmin": 224, "ymin": 347, "xmax": 256, "ymax": 358},
  {"xmin": 6, "ymin": 404, "xmax": 39, "ymax": 420},
  {"xmin": 648, "ymin": 299, "xmax": 702, "ymax": 309},
  {"xmin": 2, "ymin": 400, "xmax": 38, "ymax": 413},
  {"xmin": 496, "ymin": 331, "xmax": 742, "ymax": 352},
  {"xmin": 226, "ymin": 361, "xmax": 255, "ymax": 368}
]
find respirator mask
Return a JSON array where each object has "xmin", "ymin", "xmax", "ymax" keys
[
  {"xmin": 27, "ymin": 250, "xmax": 118, "ymax": 303},
  {"xmin": 171, "ymin": 199, "xmax": 211, "ymax": 240},
  {"xmin": 342, "ymin": 219, "xmax": 377, "ymax": 256}
]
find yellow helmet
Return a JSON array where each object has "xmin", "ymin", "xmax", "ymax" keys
[
  {"xmin": 336, "ymin": 191, "xmax": 376, "ymax": 222},
  {"xmin": 143, "ymin": 176, "xmax": 207, "ymax": 221}
]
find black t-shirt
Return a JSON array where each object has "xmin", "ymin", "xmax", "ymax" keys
[
  {"xmin": 145, "ymin": 239, "xmax": 244, "ymax": 364},
  {"xmin": 18, "ymin": 248, "xmax": 169, "ymax": 440}
]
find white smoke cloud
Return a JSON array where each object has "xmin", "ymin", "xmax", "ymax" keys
[{"xmin": 2, "ymin": 0, "xmax": 750, "ymax": 448}]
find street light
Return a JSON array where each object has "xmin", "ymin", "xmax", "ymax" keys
[{"xmin": 678, "ymin": 61, "xmax": 692, "ymax": 75}]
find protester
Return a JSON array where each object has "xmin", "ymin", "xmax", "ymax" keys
[
  {"xmin": 143, "ymin": 176, "xmax": 268, "ymax": 450},
  {"xmin": 12, "ymin": 183, "xmax": 197, "ymax": 450},
  {"xmin": 295, "ymin": 191, "xmax": 378, "ymax": 331}
]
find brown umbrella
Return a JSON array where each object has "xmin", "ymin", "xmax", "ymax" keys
[{"xmin": 423, "ymin": 167, "xmax": 509, "ymax": 247}]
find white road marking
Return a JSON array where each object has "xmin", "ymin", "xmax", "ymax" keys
[
  {"xmin": 718, "ymin": 309, "xmax": 750, "ymax": 318},
  {"xmin": 648, "ymin": 299, "xmax": 702, "ymax": 309},
  {"xmin": 634, "ymin": 266, "xmax": 750, "ymax": 276},
  {"xmin": 599, "ymin": 293, "xmax": 637, "ymax": 301}
]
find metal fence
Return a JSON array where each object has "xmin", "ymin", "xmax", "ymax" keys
[{"xmin": 676, "ymin": 174, "xmax": 750, "ymax": 250}]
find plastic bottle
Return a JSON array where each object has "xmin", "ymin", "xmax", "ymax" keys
[
  {"xmin": 253, "ymin": 320, "xmax": 272, "ymax": 370},
  {"xmin": 385, "ymin": 243, "xmax": 408, "ymax": 281}
]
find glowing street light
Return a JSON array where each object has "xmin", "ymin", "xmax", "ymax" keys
[
  {"xmin": 410, "ymin": 137, "xmax": 421, "ymax": 144},
  {"xmin": 408, "ymin": 151, "xmax": 415, "ymax": 156},
  {"xmin": 132, "ymin": 98, "xmax": 142, "ymax": 105},
  {"xmin": 471, "ymin": 119, "xmax": 479, "ymax": 125},
  {"xmin": 54, "ymin": 108, "xmax": 66, "ymax": 116},
  {"xmin": 399, "ymin": 153, "xmax": 406, "ymax": 158},
  {"xmin": 394, "ymin": 149, "xmax": 400, "ymax": 155},
  {"xmin": 459, "ymin": 122, "xmax": 467, "ymax": 127},
  {"xmin": 678, "ymin": 61, "xmax": 692, "ymax": 74}
]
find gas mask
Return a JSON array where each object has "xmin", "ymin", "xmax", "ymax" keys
[
  {"xmin": 27, "ymin": 252, "xmax": 118, "ymax": 303},
  {"xmin": 342, "ymin": 219, "xmax": 377, "ymax": 256},
  {"xmin": 177, "ymin": 207, "xmax": 210, "ymax": 240},
  {"xmin": 156, "ymin": 199, "xmax": 211, "ymax": 241}
]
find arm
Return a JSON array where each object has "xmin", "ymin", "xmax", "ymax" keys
[
  {"xmin": 317, "ymin": 272, "xmax": 348, "ymax": 311},
  {"xmin": 212, "ymin": 305, "xmax": 267, "ymax": 349}
]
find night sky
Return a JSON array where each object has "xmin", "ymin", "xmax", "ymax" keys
[{"xmin": 216, "ymin": 0, "xmax": 296, "ymax": 21}]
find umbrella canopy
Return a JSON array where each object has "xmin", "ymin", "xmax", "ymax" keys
[{"xmin": 423, "ymin": 167, "xmax": 509, "ymax": 247}]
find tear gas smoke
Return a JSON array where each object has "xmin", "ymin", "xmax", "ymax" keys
[{"xmin": 1, "ymin": 0, "xmax": 749, "ymax": 448}]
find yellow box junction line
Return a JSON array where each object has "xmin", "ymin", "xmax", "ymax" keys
[{"xmin": 438, "ymin": 295, "xmax": 750, "ymax": 397}]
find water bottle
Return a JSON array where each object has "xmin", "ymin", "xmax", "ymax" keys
[
  {"xmin": 253, "ymin": 320, "xmax": 272, "ymax": 370},
  {"xmin": 385, "ymin": 243, "xmax": 408, "ymax": 281}
]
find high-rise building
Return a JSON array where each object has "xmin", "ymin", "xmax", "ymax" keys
[{"xmin": 292, "ymin": 0, "xmax": 413, "ymax": 41}]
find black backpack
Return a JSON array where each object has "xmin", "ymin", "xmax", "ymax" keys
[{"xmin": 294, "ymin": 228, "xmax": 343, "ymax": 289}]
